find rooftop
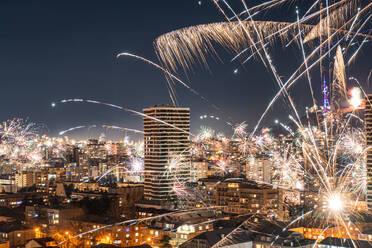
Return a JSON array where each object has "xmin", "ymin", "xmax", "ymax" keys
[
  {"xmin": 144, "ymin": 104, "xmax": 189, "ymax": 109},
  {"xmin": 0, "ymin": 221, "xmax": 30, "ymax": 233},
  {"xmin": 320, "ymin": 237, "xmax": 372, "ymax": 248},
  {"xmin": 72, "ymin": 214, "xmax": 125, "ymax": 225}
]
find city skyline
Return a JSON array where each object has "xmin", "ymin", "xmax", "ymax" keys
[
  {"xmin": 0, "ymin": 0, "xmax": 370, "ymax": 138},
  {"xmin": 0, "ymin": 1, "xmax": 371, "ymax": 248}
]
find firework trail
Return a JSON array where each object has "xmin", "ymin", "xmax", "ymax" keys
[
  {"xmin": 60, "ymin": 98, "xmax": 193, "ymax": 137},
  {"xmin": 200, "ymin": 115, "xmax": 220, "ymax": 121},
  {"xmin": 102, "ymin": 125, "xmax": 144, "ymax": 134},
  {"xmin": 147, "ymin": 0, "xmax": 372, "ymax": 245},
  {"xmin": 59, "ymin": 125, "xmax": 88, "ymax": 136},
  {"xmin": 154, "ymin": 0, "xmax": 372, "ymax": 135},
  {"xmin": 54, "ymin": 0, "xmax": 372, "ymax": 244},
  {"xmin": 117, "ymin": 52, "xmax": 222, "ymax": 112}
]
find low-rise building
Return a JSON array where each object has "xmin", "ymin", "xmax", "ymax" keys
[
  {"xmin": 216, "ymin": 179, "xmax": 300, "ymax": 221},
  {"xmin": 25, "ymin": 237, "xmax": 57, "ymax": 248},
  {"xmin": 25, "ymin": 205, "xmax": 84, "ymax": 228},
  {"xmin": 0, "ymin": 240, "xmax": 9, "ymax": 248},
  {"xmin": 180, "ymin": 221, "xmax": 310, "ymax": 248},
  {"xmin": 246, "ymin": 155, "xmax": 272, "ymax": 184},
  {"xmin": 0, "ymin": 222, "xmax": 35, "ymax": 248},
  {"xmin": 318, "ymin": 237, "xmax": 371, "ymax": 248}
]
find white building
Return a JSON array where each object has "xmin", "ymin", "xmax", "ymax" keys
[{"xmin": 143, "ymin": 104, "xmax": 190, "ymax": 204}]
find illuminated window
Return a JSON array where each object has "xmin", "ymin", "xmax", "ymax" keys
[{"xmin": 135, "ymin": 233, "xmax": 139, "ymax": 237}]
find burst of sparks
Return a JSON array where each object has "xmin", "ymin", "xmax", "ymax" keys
[
  {"xmin": 348, "ymin": 87, "xmax": 363, "ymax": 109},
  {"xmin": 54, "ymin": 0, "xmax": 372, "ymax": 245}
]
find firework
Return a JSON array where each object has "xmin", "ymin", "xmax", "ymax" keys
[
  {"xmin": 53, "ymin": 0, "xmax": 372, "ymax": 245},
  {"xmin": 155, "ymin": 20, "xmax": 370, "ymax": 74},
  {"xmin": 102, "ymin": 125, "xmax": 143, "ymax": 134},
  {"xmin": 214, "ymin": 157, "xmax": 237, "ymax": 174},
  {"xmin": 60, "ymin": 98, "xmax": 193, "ymax": 137},
  {"xmin": 149, "ymin": 0, "xmax": 372, "ymax": 245},
  {"xmin": 0, "ymin": 119, "xmax": 46, "ymax": 166},
  {"xmin": 117, "ymin": 52, "xmax": 222, "ymax": 112},
  {"xmin": 233, "ymin": 121, "xmax": 247, "ymax": 138},
  {"xmin": 195, "ymin": 126, "xmax": 215, "ymax": 142},
  {"xmin": 59, "ymin": 126, "xmax": 87, "ymax": 136},
  {"xmin": 348, "ymin": 87, "xmax": 363, "ymax": 109},
  {"xmin": 200, "ymin": 115, "xmax": 220, "ymax": 121}
]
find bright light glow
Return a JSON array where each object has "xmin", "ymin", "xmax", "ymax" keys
[
  {"xmin": 328, "ymin": 194, "xmax": 344, "ymax": 212},
  {"xmin": 296, "ymin": 181, "xmax": 303, "ymax": 190},
  {"xmin": 348, "ymin": 87, "xmax": 362, "ymax": 109}
]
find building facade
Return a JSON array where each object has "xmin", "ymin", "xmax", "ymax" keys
[
  {"xmin": 216, "ymin": 179, "xmax": 300, "ymax": 221},
  {"xmin": 365, "ymin": 94, "xmax": 372, "ymax": 209},
  {"xmin": 246, "ymin": 155, "xmax": 272, "ymax": 184},
  {"xmin": 143, "ymin": 105, "xmax": 190, "ymax": 204}
]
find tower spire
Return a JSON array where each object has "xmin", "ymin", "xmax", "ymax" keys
[{"xmin": 322, "ymin": 76, "xmax": 330, "ymax": 113}]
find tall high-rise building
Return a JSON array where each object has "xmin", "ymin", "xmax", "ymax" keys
[
  {"xmin": 143, "ymin": 104, "xmax": 190, "ymax": 204},
  {"xmin": 365, "ymin": 94, "xmax": 372, "ymax": 209}
]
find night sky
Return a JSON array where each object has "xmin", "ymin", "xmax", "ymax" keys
[{"xmin": 0, "ymin": 0, "xmax": 371, "ymax": 139}]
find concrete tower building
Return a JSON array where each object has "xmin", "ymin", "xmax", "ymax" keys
[
  {"xmin": 365, "ymin": 94, "xmax": 372, "ymax": 209},
  {"xmin": 143, "ymin": 104, "xmax": 190, "ymax": 205}
]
